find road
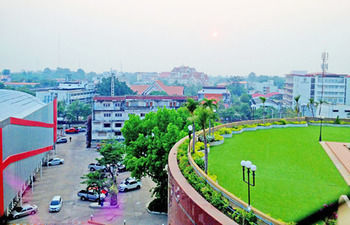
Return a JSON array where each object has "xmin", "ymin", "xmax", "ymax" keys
[{"xmin": 9, "ymin": 133, "xmax": 167, "ymax": 225}]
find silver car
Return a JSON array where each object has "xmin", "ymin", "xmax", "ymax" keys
[
  {"xmin": 49, "ymin": 195, "xmax": 63, "ymax": 212},
  {"xmin": 10, "ymin": 204, "xmax": 38, "ymax": 219},
  {"xmin": 48, "ymin": 158, "xmax": 64, "ymax": 166}
]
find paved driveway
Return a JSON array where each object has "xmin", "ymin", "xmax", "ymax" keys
[{"xmin": 9, "ymin": 133, "xmax": 167, "ymax": 225}]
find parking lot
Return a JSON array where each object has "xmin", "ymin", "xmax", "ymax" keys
[{"xmin": 9, "ymin": 132, "xmax": 167, "ymax": 225}]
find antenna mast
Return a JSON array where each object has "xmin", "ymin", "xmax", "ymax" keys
[
  {"xmin": 111, "ymin": 69, "xmax": 115, "ymax": 96},
  {"xmin": 319, "ymin": 52, "xmax": 328, "ymax": 116}
]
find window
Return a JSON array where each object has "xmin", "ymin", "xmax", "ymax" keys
[
  {"xmin": 345, "ymin": 110, "xmax": 350, "ymax": 113},
  {"xmin": 150, "ymin": 102, "xmax": 153, "ymax": 107},
  {"xmin": 115, "ymin": 102, "xmax": 120, "ymax": 107},
  {"xmin": 115, "ymin": 113, "xmax": 122, "ymax": 117},
  {"xmin": 140, "ymin": 113, "xmax": 145, "ymax": 117},
  {"xmin": 332, "ymin": 110, "xmax": 339, "ymax": 112},
  {"xmin": 103, "ymin": 103, "xmax": 110, "ymax": 107},
  {"xmin": 104, "ymin": 113, "xmax": 111, "ymax": 117},
  {"xmin": 104, "ymin": 123, "xmax": 111, "ymax": 128},
  {"xmin": 115, "ymin": 131, "xmax": 122, "ymax": 136},
  {"xmin": 115, "ymin": 123, "xmax": 122, "ymax": 127}
]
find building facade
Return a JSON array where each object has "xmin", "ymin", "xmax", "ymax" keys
[
  {"xmin": 284, "ymin": 73, "xmax": 350, "ymax": 110},
  {"xmin": 0, "ymin": 90, "xmax": 56, "ymax": 217},
  {"xmin": 36, "ymin": 81, "xmax": 96, "ymax": 104},
  {"xmin": 197, "ymin": 86, "xmax": 231, "ymax": 107},
  {"xmin": 92, "ymin": 96, "xmax": 195, "ymax": 142}
]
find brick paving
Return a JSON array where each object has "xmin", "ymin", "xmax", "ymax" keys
[{"xmin": 320, "ymin": 142, "xmax": 350, "ymax": 185}]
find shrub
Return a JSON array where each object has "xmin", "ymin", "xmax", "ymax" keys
[
  {"xmin": 279, "ymin": 119, "xmax": 287, "ymax": 125},
  {"xmin": 232, "ymin": 126, "xmax": 243, "ymax": 131},
  {"xmin": 198, "ymin": 135, "xmax": 215, "ymax": 143},
  {"xmin": 217, "ymin": 127, "xmax": 232, "ymax": 135},
  {"xmin": 243, "ymin": 124, "xmax": 257, "ymax": 128},
  {"xmin": 335, "ymin": 116, "xmax": 341, "ymax": 124},
  {"xmin": 195, "ymin": 142, "xmax": 205, "ymax": 152},
  {"xmin": 258, "ymin": 123, "xmax": 272, "ymax": 127},
  {"xmin": 214, "ymin": 132, "xmax": 224, "ymax": 141}
]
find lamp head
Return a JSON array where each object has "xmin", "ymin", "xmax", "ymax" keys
[
  {"xmin": 240, "ymin": 160, "xmax": 246, "ymax": 166},
  {"xmin": 251, "ymin": 165, "xmax": 257, "ymax": 171},
  {"xmin": 188, "ymin": 124, "xmax": 193, "ymax": 131},
  {"xmin": 245, "ymin": 161, "xmax": 252, "ymax": 168}
]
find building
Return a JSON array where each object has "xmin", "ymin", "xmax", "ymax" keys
[
  {"xmin": 130, "ymin": 80, "xmax": 184, "ymax": 96},
  {"xmin": 284, "ymin": 73, "xmax": 350, "ymax": 115},
  {"xmin": 35, "ymin": 81, "xmax": 96, "ymax": 104},
  {"xmin": 159, "ymin": 66, "xmax": 209, "ymax": 86},
  {"xmin": 318, "ymin": 104, "xmax": 350, "ymax": 119},
  {"xmin": 92, "ymin": 95, "xmax": 195, "ymax": 142},
  {"xmin": 251, "ymin": 92, "xmax": 283, "ymax": 110},
  {"xmin": 0, "ymin": 90, "xmax": 57, "ymax": 218},
  {"xmin": 197, "ymin": 86, "xmax": 231, "ymax": 107},
  {"xmin": 4, "ymin": 82, "xmax": 40, "ymax": 87},
  {"xmin": 248, "ymin": 80, "xmax": 279, "ymax": 95}
]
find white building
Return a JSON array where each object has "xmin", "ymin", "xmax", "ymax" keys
[
  {"xmin": 0, "ymin": 90, "xmax": 56, "ymax": 217},
  {"xmin": 318, "ymin": 104, "xmax": 350, "ymax": 119},
  {"xmin": 284, "ymin": 73, "xmax": 350, "ymax": 114},
  {"xmin": 36, "ymin": 81, "xmax": 96, "ymax": 104},
  {"xmin": 197, "ymin": 86, "xmax": 231, "ymax": 107},
  {"xmin": 248, "ymin": 80, "xmax": 279, "ymax": 95},
  {"xmin": 92, "ymin": 96, "xmax": 194, "ymax": 142}
]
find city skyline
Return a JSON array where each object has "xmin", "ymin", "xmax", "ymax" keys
[{"xmin": 1, "ymin": 0, "xmax": 350, "ymax": 76}]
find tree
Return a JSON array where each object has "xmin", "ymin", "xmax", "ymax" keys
[
  {"xmin": 196, "ymin": 106, "xmax": 212, "ymax": 174},
  {"xmin": 96, "ymin": 77, "xmax": 134, "ymax": 96},
  {"xmin": 186, "ymin": 98, "xmax": 199, "ymax": 154},
  {"xmin": 202, "ymin": 98, "xmax": 217, "ymax": 136},
  {"xmin": 97, "ymin": 140, "xmax": 125, "ymax": 181},
  {"xmin": 57, "ymin": 101, "xmax": 66, "ymax": 118},
  {"xmin": 307, "ymin": 98, "xmax": 315, "ymax": 118},
  {"xmin": 294, "ymin": 95, "xmax": 301, "ymax": 120},
  {"xmin": 259, "ymin": 96, "xmax": 266, "ymax": 123},
  {"xmin": 122, "ymin": 107, "xmax": 190, "ymax": 212},
  {"xmin": 240, "ymin": 94, "xmax": 251, "ymax": 103},
  {"xmin": 66, "ymin": 101, "xmax": 91, "ymax": 121},
  {"xmin": 80, "ymin": 170, "xmax": 107, "ymax": 205},
  {"xmin": 0, "ymin": 82, "xmax": 5, "ymax": 89}
]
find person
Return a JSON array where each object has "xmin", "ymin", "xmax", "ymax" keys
[{"xmin": 69, "ymin": 137, "xmax": 72, "ymax": 142}]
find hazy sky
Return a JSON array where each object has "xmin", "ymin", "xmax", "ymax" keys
[{"xmin": 1, "ymin": 0, "xmax": 349, "ymax": 76}]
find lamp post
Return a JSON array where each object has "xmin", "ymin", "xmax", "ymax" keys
[
  {"xmin": 241, "ymin": 160, "xmax": 257, "ymax": 211},
  {"xmin": 188, "ymin": 125, "xmax": 193, "ymax": 153},
  {"xmin": 319, "ymin": 116, "xmax": 324, "ymax": 142}
]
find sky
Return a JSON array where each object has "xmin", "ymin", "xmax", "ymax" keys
[{"xmin": 1, "ymin": 0, "xmax": 350, "ymax": 76}]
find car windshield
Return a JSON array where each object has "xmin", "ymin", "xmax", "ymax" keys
[{"xmin": 50, "ymin": 200, "xmax": 60, "ymax": 205}]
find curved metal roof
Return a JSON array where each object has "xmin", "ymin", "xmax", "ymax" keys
[{"xmin": 0, "ymin": 89, "xmax": 45, "ymax": 122}]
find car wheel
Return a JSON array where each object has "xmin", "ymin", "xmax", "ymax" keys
[
  {"xmin": 124, "ymin": 188, "xmax": 128, "ymax": 192},
  {"xmin": 137, "ymin": 185, "xmax": 141, "ymax": 189},
  {"xmin": 81, "ymin": 196, "xmax": 86, "ymax": 201},
  {"xmin": 31, "ymin": 211, "xmax": 36, "ymax": 215},
  {"xmin": 90, "ymin": 168, "xmax": 95, "ymax": 171},
  {"xmin": 102, "ymin": 169, "xmax": 107, "ymax": 172},
  {"xmin": 14, "ymin": 215, "xmax": 19, "ymax": 219}
]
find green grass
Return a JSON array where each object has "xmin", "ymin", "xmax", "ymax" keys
[{"xmin": 208, "ymin": 126, "xmax": 350, "ymax": 222}]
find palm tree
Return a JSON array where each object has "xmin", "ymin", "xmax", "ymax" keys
[
  {"xmin": 307, "ymin": 98, "xmax": 315, "ymax": 119},
  {"xmin": 197, "ymin": 106, "xmax": 212, "ymax": 174},
  {"xmin": 259, "ymin": 97, "xmax": 266, "ymax": 123},
  {"xmin": 185, "ymin": 98, "xmax": 199, "ymax": 154},
  {"xmin": 294, "ymin": 95, "xmax": 301, "ymax": 120},
  {"xmin": 202, "ymin": 98, "xmax": 217, "ymax": 135}
]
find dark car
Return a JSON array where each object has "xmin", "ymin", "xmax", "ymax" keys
[
  {"xmin": 56, "ymin": 137, "xmax": 67, "ymax": 144},
  {"xmin": 117, "ymin": 162, "xmax": 126, "ymax": 172}
]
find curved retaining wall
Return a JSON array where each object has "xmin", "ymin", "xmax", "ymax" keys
[{"xmin": 168, "ymin": 136, "xmax": 237, "ymax": 225}]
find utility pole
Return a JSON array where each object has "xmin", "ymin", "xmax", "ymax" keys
[
  {"xmin": 111, "ymin": 70, "xmax": 115, "ymax": 96},
  {"xmin": 319, "ymin": 52, "xmax": 328, "ymax": 116}
]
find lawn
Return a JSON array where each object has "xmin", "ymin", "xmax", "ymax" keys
[{"xmin": 208, "ymin": 126, "xmax": 350, "ymax": 222}]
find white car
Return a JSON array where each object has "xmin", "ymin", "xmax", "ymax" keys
[
  {"xmin": 10, "ymin": 204, "xmax": 38, "ymax": 219},
  {"xmin": 49, "ymin": 196, "xmax": 63, "ymax": 212},
  {"xmin": 118, "ymin": 177, "xmax": 141, "ymax": 192},
  {"xmin": 47, "ymin": 158, "xmax": 64, "ymax": 166}
]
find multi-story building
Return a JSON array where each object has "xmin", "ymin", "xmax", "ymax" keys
[
  {"xmin": 248, "ymin": 80, "xmax": 279, "ymax": 95},
  {"xmin": 197, "ymin": 86, "xmax": 231, "ymax": 107},
  {"xmin": 284, "ymin": 73, "xmax": 350, "ymax": 108},
  {"xmin": 91, "ymin": 95, "xmax": 196, "ymax": 142},
  {"xmin": 36, "ymin": 81, "xmax": 96, "ymax": 104},
  {"xmin": 130, "ymin": 80, "xmax": 184, "ymax": 96}
]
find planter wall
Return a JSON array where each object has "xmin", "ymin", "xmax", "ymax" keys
[
  {"xmin": 221, "ymin": 133, "xmax": 232, "ymax": 138},
  {"xmin": 209, "ymin": 140, "xmax": 224, "ymax": 146}
]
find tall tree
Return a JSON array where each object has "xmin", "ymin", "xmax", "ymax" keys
[
  {"xmin": 259, "ymin": 96, "xmax": 266, "ymax": 123},
  {"xmin": 186, "ymin": 98, "xmax": 199, "ymax": 154},
  {"xmin": 294, "ymin": 95, "xmax": 301, "ymax": 120},
  {"xmin": 196, "ymin": 106, "xmax": 212, "ymax": 174},
  {"xmin": 66, "ymin": 101, "xmax": 91, "ymax": 121},
  {"xmin": 307, "ymin": 98, "xmax": 315, "ymax": 119},
  {"xmin": 122, "ymin": 107, "xmax": 189, "ymax": 212},
  {"xmin": 202, "ymin": 98, "xmax": 217, "ymax": 135},
  {"xmin": 96, "ymin": 77, "xmax": 134, "ymax": 96}
]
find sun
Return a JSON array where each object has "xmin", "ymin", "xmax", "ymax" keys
[{"xmin": 211, "ymin": 31, "xmax": 218, "ymax": 38}]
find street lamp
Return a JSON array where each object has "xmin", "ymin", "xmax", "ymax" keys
[
  {"xmin": 319, "ymin": 116, "xmax": 324, "ymax": 142},
  {"xmin": 188, "ymin": 125, "xmax": 193, "ymax": 153},
  {"xmin": 241, "ymin": 160, "xmax": 257, "ymax": 211}
]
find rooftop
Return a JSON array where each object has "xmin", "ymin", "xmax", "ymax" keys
[
  {"xmin": 0, "ymin": 89, "xmax": 45, "ymax": 122},
  {"xmin": 94, "ymin": 95, "xmax": 197, "ymax": 101}
]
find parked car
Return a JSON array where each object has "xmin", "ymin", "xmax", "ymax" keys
[
  {"xmin": 49, "ymin": 196, "xmax": 63, "ymax": 212},
  {"xmin": 47, "ymin": 158, "xmax": 64, "ymax": 166},
  {"xmin": 65, "ymin": 128, "xmax": 79, "ymax": 134},
  {"xmin": 88, "ymin": 163, "xmax": 106, "ymax": 172},
  {"xmin": 117, "ymin": 162, "xmax": 126, "ymax": 172},
  {"xmin": 77, "ymin": 127, "xmax": 86, "ymax": 132},
  {"xmin": 118, "ymin": 177, "xmax": 141, "ymax": 192},
  {"xmin": 10, "ymin": 204, "xmax": 38, "ymax": 219},
  {"xmin": 77, "ymin": 190, "xmax": 99, "ymax": 201},
  {"xmin": 56, "ymin": 137, "xmax": 67, "ymax": 144}
]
